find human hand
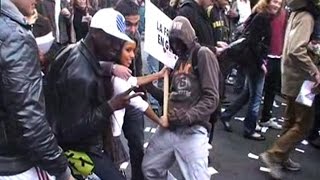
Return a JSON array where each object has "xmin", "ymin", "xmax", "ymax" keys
[
  {"xmin": 215, "ymin": 41, "xmax": 229, "ymax": 56},
  {"xmin": 159, "ymin": 116, "xmax": 169, "ymax": 128},
  {"xmin": 157, "ymin": 67, "xmax": 168, "ymax": 79},
  {"xmin": 61, "ymin": 8, "xmax": 71, "ymax": 17},
  {"xmin": 68, "ymin": 175, "xmax": 76, "ymax": 180},
  {"xmin": 261, "ymin": 64, "xmax": 267, "ymax": 75},
  {"xmin": 108, "ymin": 86, "xmax": 144, "ymax": 111},
  {"xmin": 227, "ymin": 10, "xmax": 238, "ymax": 18},
  {"xmin": 112, "ymin": 64, "xmax": 132, "ymax": 80}
]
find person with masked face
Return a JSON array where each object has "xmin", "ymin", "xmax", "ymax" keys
[
  {"xmin": 45, "ymin": 8, "xmax": 142, "ymax": 179},
  {"xmin": 142, "ymin": 16, "xmax": 220, "ymax": 180}
]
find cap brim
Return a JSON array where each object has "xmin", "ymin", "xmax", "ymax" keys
[
  {"xmin": 104, "ymin": 29, "xmax": 134, "ymax": 43},
  {"xmin": 115, "ymin": 32, "xmax": 134, "ymax": 43}
]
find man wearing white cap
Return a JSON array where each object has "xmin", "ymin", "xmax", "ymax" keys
[{"xmin": 46, "ymin": 8, "xmax": 142, "ymax": 179}]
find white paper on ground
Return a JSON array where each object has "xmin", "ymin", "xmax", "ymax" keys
[
  {"xmin": 260, "ymin": 167, "xmax": 271, "ymax": 173},
  {"xmin": 221, "ymin": 108, "xmax": 226, "ymax": 112},
  {"xmin": 151, "ymin": 128, "xmax": 157, "ymax": 133},
  {"xmin": 295, "ymin": 148, "xmax": 305, "ymax": 153},
  {"xmin": 278, "ymin": 118, "xmax": 284, "ymax": 122},
  {"xmin": 208, "ymin": 167, "xmax": 218, "ymax": 175},
  {"xmin": 143, "ymin": 142, "xmax": 149, "ymax": 148},
  {"xmin": 144, "ymin": 127, "xmax": 151, "ymax": 132},
  {"xmin": 234, "ymin": 117, "xmax": 245, "ymax": 121},
  {"xmin": 248, "ymin": 153, "xmax": 259, "ymax": 160},
  {"xmin": 301, "ymin": 140, "xmax": 309, "ymax": 145},
  {"xmin": 35, "ymin": 32, "xmax": 55, "ymax": 54},
  {"xmin": 295, "ymin": 80, "xmax": 316, "ymax": 107},
  {"xmin": 281, "ymin": 102, "xmax": 287, "ymax": 106},
  {"xmin": 273, "ymin": 101, "xmax": 280, "ymax": 108},
  {"xmin": 277, "ymin": 135, "xmax": 280, "ymax": 138}
]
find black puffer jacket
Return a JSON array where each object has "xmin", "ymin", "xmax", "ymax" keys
[
  {"xmin": 0, "ymin": 0, "xmax": 69, "ymax": 178},
  {"xmin": 45, "ymin": 41, "xmax": 114, "ymax": 155}
]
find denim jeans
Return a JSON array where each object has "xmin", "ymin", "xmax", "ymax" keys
[
  {"xmin": 221, "ymin": 70, "xmax": 265, "ymax": 135},
  {"xmin": 142, "ymin": 126, "xmax": 210, "ymax": 180},
  {"xmin": 147, "ymin": 55, "xmax": 160, "ymax": 110},
  {"xmin": 123, "ymin": 106, "xmax": 145, "ymax": 180},
  {"xmin": 87, "ymin": 152, "xmax": 125, "ymax": 180},
  {"xmin": 261, "ymin": 58, "xmax": 281, "ymax": 122}
]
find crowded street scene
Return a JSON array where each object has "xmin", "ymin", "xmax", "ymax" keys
[{"xmin": 0, "ymin": 0, "xmax": 320, "ymax": 179}]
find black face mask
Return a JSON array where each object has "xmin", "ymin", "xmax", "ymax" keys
[{"xmin": 169, "ymin": 37, "xmax": 188, "ymax": 60}]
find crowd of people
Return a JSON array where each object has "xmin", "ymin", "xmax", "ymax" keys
[{"xmin": 0, "ymin": 0, "xmax": 320, "ymax": 180}]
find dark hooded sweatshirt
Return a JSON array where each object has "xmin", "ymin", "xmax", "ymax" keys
[
  {"xmin": 168, "ymin": 16, "xmax": 220, "ymax": 131},
  {"xmin": 178, "ymin": 0, "xmax": 216, "ymax": 49}
]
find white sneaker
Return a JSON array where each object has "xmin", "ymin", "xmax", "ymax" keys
[
  {"xmin": 255, "ymin": 124, "xmax": 262, "ymax": 132},
  {"xmin": 260, "ymin": 120, "xmax": 282, "ymax": 130}
]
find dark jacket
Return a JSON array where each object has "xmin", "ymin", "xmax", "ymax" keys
[
  {"xmin": 168, "ymin": 16, "xmax": 220, "ymax": 131},
  {"xmin": 244, "ymin": 12, "xmax": 272, "ymax": 71},
  {"xmin": 178, "ymin": 0, "xmax": 216, "ymax": 49},
  {"xmin": 46, "ymin": 41, "xmax": 114, "ymax": 155},
  {"xmin": 0, "ymin": 0, "xmax": 69, "ymax": 179}
]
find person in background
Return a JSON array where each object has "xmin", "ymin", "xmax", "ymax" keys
[
  {"xmin": 0, "ymin": 0, "xmax": 73, "ymax": 179},
  {"xmin": 259, "ymin": 6, "xmax": 287, "ymax": 130},
  {"xmin": 115, "ymin": 1, "xmax": 164, "ymax": 179},
  {"xmin": 260, "ymin": 0, "xmax": 320, "ymax": 178},
  {"xmin": 220, "ymin": 0, "xmax": 282, "ymax": 141},
  {"xmin": 72, "ymin": 0, "xmax": 95, "ymax": 41},
  {"xmin": 45, "ymin": 8, "xmax": 137, "ymax": 179},
  {"xmin": 37, "ymin": 0, "xmax": 73, "ymax": 46},
  {"xmin": 109, "ymin": 40, "xmax": 168, "ymax": 169},
  {"xmin": 307, "ymin": 0, "xmax": 320, "ymax": 149}
]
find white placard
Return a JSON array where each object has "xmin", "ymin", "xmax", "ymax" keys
[{"xmin": 144, "ymin": 0, "xmax": 177, "ymax": 69}]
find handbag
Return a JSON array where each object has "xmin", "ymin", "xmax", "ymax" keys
[{"xmin": 222, "ymin": 13, "xmax": 267, "ymax": 68}]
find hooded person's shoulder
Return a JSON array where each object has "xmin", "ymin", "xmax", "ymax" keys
[{"xmin": 197, "ymin": 46, "xmax": 218, "ymax": 63}]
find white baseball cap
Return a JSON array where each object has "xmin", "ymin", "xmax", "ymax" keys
[{"xmin": 90, "ymin": 8, "xmax": 133, "ymax": 43}]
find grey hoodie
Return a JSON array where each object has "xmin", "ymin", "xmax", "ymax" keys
[{"xmin": 168, "ymin": 16, "xmax": 220, "ymax": 131}]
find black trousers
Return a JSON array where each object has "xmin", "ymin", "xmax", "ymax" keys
[
  {"xmin": 309, "ymin": 95, "xmax": 320, "ymax": 140},
  {"xmin": 261, "ymin": 58, "xmax": 281, "ymax": 122},
  {"xmin": 123, "ymin": 106, "xmax": 145, "ymax": 180}
]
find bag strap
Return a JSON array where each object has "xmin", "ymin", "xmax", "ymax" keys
[{"xmin": 191, "ymin": 46, "xmax": 202, "ymax": 77}]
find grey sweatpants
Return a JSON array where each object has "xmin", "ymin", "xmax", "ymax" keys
[{"xmin": 142, "ymin": 125, "xmax": 210, "ymax": 180}]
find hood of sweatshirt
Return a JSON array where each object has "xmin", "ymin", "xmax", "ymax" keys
[{"xmin": 170, "ymin": 16, "xmax": 197, "ymax": 50}]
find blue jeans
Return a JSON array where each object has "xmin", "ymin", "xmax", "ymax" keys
[
  {"xmin": 147, "ymin": 55, "xmax": 160, "ymax": 109},
  {"xmin": 221, "ymin": 70, "xmax": 265, "ymax": 135},
  {"xmin": 142, "ymin": 126, "xmax": 210, "ymax": 180}
]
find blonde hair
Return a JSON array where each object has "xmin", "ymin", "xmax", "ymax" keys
[{"xmin": 252, "ymin": 0, "xmax": 270, "ymax": 13}]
